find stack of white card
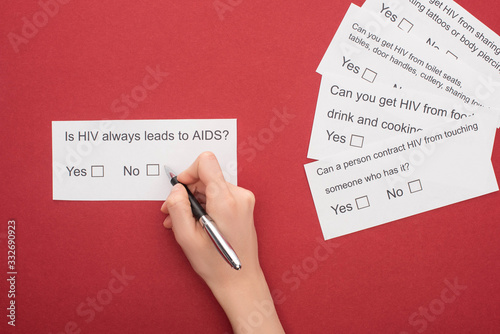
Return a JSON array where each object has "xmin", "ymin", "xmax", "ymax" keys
[{"xmin": 305, "ymin": 0, "xmax": 500, "ymax": 240}]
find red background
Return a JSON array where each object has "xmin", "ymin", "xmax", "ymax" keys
[{"xmin": 1, "ymin": 0, "xmax": 499, "ymax": 333}]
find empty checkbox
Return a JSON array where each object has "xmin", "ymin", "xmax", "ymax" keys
[
  {"xmin": 446, "ymin": 50, "xmax": 458, "ymax": 60},
  {"xmin": 91, "ymin": 165, "xmax": 104, "ymax": 177},
  {"xmin": 146, "ymin": 164, "xmax": 160, "ymax": 176},
  {"xmin": 398, "ymin": 18, "xmax": 414, "ymax": 33},
  {"xmin": 355, "ymin": 196, "xmax": 370, "ymax": 210},
  {"xmin": 408, "ymin": 179, "xmax": 423, "ymax": 193},
  {"xmin": 350, "ymin": 134, "xmax": 364, "ymax": 148},
  {"xmin": 362, "ymin": 68, "xmax": 377, "ymax": 83}
]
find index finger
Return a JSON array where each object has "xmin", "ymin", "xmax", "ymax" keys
[{"xmin": 177, "ymin": 152, "xmax": 230, "ymax": 197}]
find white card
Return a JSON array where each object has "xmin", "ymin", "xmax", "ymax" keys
[
  {"xmin": 317, "ymin": 4, "xmax": 500, "ymax": 111},
  {"xmin": 305, "ymin": 114, "xmax": 498, "ymax": 240},
  {"xmin": 362, "ymin": 0, "xmax": 500, "ymax": 80},
  {"xmin": 307, "ymin": 74, "xmax": 498, "ymax": 160},
  {"xmin": 52, "ymin": 119, "xmax": 237, "ymax": 200}
]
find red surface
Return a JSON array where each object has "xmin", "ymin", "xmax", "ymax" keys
[{"xmin": 1, "ymin": 1, "xmax": 499, "ymax": 333}]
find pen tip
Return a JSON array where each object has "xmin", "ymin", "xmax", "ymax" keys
[{"xmin": 164, "ymin": 165, "xmax": 177, "ymax": 180}]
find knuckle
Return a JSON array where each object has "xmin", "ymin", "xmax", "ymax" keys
[
  {"xmin": 241, "ymin": 189, "xmax": 256, "ymax": 207},
  {"xmin": 200, "ymin": 151, "xmax": 216, "ymax": 161},
  {"xmin": 165, "ymin": 193, "xmax": 187, "ymax": 211},
  {"xmin": 224, "ymin": 194, "xmax": 238, "ymax": 209},
  {"xmin": 206, "ymin": 181, "xmax": 227, "ymax": 198}
]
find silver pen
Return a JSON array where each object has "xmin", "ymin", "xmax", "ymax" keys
[{"xmin": 164, "ymin": 166, "xmax": 241, "ymax": 270}]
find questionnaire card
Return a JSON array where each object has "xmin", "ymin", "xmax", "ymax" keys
[
  {"xmin": 307, "ymin": 74, "xmax": 498, "ymax": 160},
  {"xmin": 317, "ymin": 4, "xmax": 500, "ymax": 111},
  {"xmin": 52, "ymin": 119, "xmax": 237, "ymax": 200},
  {"xmin": 362, "ymin": 0, "xmax": 500, "ymax": 79},
  {"xmin": 305, "ymin": 113, "xmax": 498, "ymax": 240}
]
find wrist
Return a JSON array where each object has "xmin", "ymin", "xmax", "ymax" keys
[
  {"xmin": 210, "ymin": 269, "xmax": 283, "ymax": 333},
  {"xmin": 209, "ymin": 266, "xmax": 267, "ymax": 302}
]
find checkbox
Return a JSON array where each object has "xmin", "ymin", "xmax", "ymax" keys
[
  {"xmin": 355, "ymin": 196, "xmax": 370, "ymax": 210},
  {"xmin": 350, "ymin": 134, "xmax": 364, "ymax": 148},
  {"xmin": 446, "ymin": 50, "xmax": 458, "ymax": 60},
  {"xmin": 408, "ymin": 179, "xmax": 423, "ymax": 193},
  {"xmin": 146, "ymin": 164, "xmax": 160, "ymax": 176},
  {"xmin": 362, "ymin": 68, "xmax": 377, "ymax": 83},
  {"xmin": 398, "ymin": 18, "xmax": 414, "ymax": 33},
  {"xmin": 91, "ymin": 165, "xmax": 104, "ymax": 177}
]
